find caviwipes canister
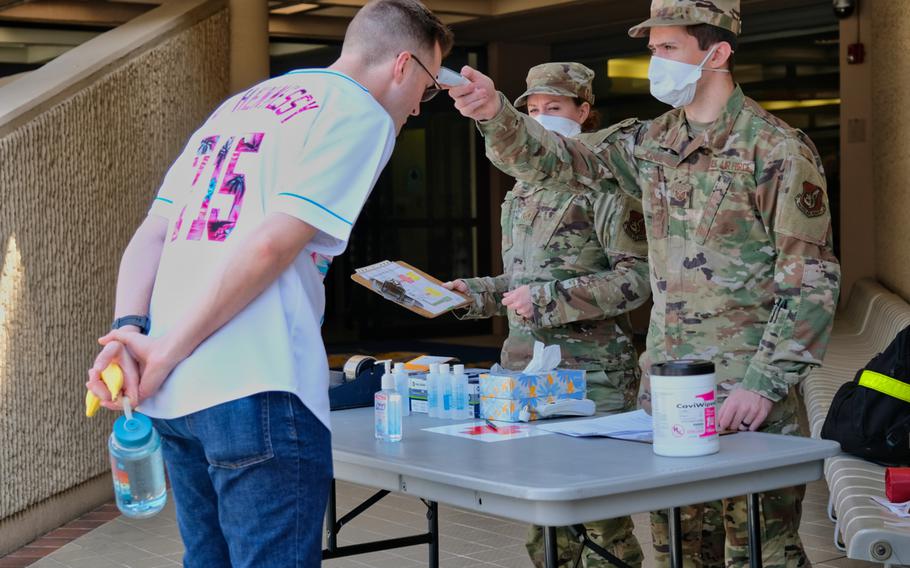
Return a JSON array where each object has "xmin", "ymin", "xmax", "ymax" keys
[{"xmin": 650, "ymin": 360, "xmax": 719, "ymax": 457}]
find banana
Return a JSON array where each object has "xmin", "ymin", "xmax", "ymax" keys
[
  {"xmin": 85, "ymin": 389, "xmax": 101, "ymax": 418},
  {"xmin": 101, "ymin": 363, "xmax": 124, "ymax": 399},
  {"xmin": 85, "ymin": 363, "xmax": 125, "ymax": 417}
]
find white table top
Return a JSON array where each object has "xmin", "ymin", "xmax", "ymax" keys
[{"xmin": 331, "ymin": 409, "xmax": 841, "ymax": 525}]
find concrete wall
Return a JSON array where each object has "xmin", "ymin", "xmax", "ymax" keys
[
  {"xmin": 838, "ymin": 5, "xmax": 875, "ymax": 304},
  {"xmin": 0, "ymin": 1, "xmax": 229, "ymax": 554},
  {"xmin": 838, "ymin": 0, "xmax": 910, "ymax": 304},
  {"xmin": 868, "ymin": 3, "xmax": 910, "ymax": 301}
]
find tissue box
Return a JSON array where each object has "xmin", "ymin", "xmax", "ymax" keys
[
  {"xmin": 479, "ymin": 369, "xmax": 586, "ymax": 422},
  {"xmin": 481, "ymin": 391, "xmax": 586, "ymax": 422},
  {"xmin": 480, "ymin": 369, "xmax": 586, "ymax": 399}
]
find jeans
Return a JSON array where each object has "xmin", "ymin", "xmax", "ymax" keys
[{"xmin": 152, "ymin": 391, "xmax": 332, "ymax": 568}]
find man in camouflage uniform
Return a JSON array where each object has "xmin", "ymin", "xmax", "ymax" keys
[
  {"xmin": 448, "ymin": 63, "xmax": 651, "ymax": 567},
  {"xmin": 447, "ymin": 1, "xmax": 841, "ymax": 567}
]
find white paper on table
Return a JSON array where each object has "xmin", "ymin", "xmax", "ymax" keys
[
  {"xmin": 422, "ymin": 421, "xmax": 552, "ymax": 443},
  {"xmin": 536, "ymin": 409, "xmax": 654, "ymax": 442},
  {"xmin": 871, "ymin": 496, "xmax": 910, "ymax": 518}
]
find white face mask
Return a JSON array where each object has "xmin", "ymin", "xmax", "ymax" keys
[
  {"xmin": 534, "ymin": 114, "xmax": 582, "ymax": 138},
  {"xmin": 648, "ymin": 45, "xmax": 729, "ymax": 108}
]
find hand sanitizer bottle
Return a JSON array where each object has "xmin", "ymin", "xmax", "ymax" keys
[
  {"xmin": 452, "ymin": 364, "xmax": 470, "ymax": 419},
  {"xmin": 427, "ymin": 363, "xmax": 440, "ymax": 418},
  {"xmin": 441, "ymin": 364, "xmax": 453, "ymax": 419},
  {"xmin": 374, "ymin": 361, "xmax": 402, "ymax": 442},
  {"xmin": 393, "ymin": 362, "xmax": 410, "ymax": 417}
]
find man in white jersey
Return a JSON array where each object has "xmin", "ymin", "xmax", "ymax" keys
[{"xmin": 85, "ymin": 1, "xmax": 453, "ymax": 565}]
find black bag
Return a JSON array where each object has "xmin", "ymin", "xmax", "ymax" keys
[{"xmin": 821, "ymin": 324, "xmax": 910, "ymax": 466}]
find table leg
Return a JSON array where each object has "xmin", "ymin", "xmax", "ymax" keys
[
  {"xmin": 747, "ymin": 493, "xmax": 763, "ymax": 568},
  {"xmin": 544, "ymin": 526, "xmax": 559, "ymax": 568},
  {"xmin": 322, "ymin": 483, "xmax": 434, "ymax": 560},
  {"xmin": 668, "ymin": 507, "xmax": 683, "ymax": 568},
  {"xmin": 325, "ymin": 479, "xmax": 337, "ymax": 553},
  {"xmin": 428, "ymin": 500, "xmax": 439, "ymax": 568}
]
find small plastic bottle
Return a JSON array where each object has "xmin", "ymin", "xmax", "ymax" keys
[
  {"xmin": 439, "ymin": 364, "xmax": 455, "ymax": 420},
  {"xmin": 441, "ymin": 364, "xmax": 454, "ymax": 419},
  {"xmin": 452, "ymin": 364, "xmax": 470, "ymax": 419},
  {"xmin": 375, "ymin": 362, "xmax": 402, "ymax": 442},
  {"xmin": 109, "ymin": 400, "xmax": 167, "ymax": 518},
  {"xmin": 449, "ymin": 364, "xmax": 460, "ymax": 419},
  {"xmin": 427, "ymin": 363, "xmax": 440, "ymax": 418},
  {"xmin": 393, "ymin": 362, "xmax": 410, "ymax": 417}
]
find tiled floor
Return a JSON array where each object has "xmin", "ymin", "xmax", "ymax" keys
[{"xmin": 15, "ymin": 479, "xmax": 881, "ymax": 568}]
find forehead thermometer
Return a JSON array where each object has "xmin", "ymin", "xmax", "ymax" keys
[{"xmin": 437, "ymin": 66, "xmax": 469, "ymax": 87}]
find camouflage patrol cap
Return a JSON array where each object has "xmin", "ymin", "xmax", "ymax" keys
[
  {"xmin": 514, "ymin": 62, "xmax": 595, "ymax": 108},
  {"xmin": 628, "ymin": 0, "xmax": 742, "ymax": 38}
]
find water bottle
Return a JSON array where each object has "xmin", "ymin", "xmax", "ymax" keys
[
  {"xmin": 109, "ymin": 400, "xmax": 167, "ymax": 518},
  {"xmin": 375, "ymin": 361, "xmax": 402, "ymax": 442},
  {"xmin": 393, "ymin": 362, "xmax": 410, "ymax": 417}
]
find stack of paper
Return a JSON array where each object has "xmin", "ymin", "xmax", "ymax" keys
[{"xmin": 536, "ymin": 409, "xmax": 654, "ymax": 442}]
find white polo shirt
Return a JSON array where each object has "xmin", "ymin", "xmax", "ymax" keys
[{"xmin": 140, "ymin": 70, "xmax": 396, "ymax": 429}]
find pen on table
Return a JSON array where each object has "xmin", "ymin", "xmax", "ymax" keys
[{"xmin": 485, "ymin": 419, "xmax": 499, "ymax": 432}]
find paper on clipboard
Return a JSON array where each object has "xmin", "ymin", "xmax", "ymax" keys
[{"xmin": 352, "ymin": 260, "xmax": 470, "ymax": 318}]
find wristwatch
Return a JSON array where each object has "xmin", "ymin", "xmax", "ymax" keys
[{"xmin": 111, "ymin": 315, "xmax": 150, "ymax": 335}]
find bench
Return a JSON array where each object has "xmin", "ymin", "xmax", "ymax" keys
[{"xmin": 801, "ymin": 278, "xmax": 910, "ymax": 565}]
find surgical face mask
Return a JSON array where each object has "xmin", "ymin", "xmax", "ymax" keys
[
  {"xmin": 534, "ymin": 114, "xmax": 582, "ymax": 137},
  {"xmin": 648, "ymin": 45, "xmax": 730, "ymax": 108}
]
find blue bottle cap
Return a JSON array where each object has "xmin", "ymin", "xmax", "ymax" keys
[{"xmin": 113, "ymin": 412, "xmax": 154, "ymax": 448}]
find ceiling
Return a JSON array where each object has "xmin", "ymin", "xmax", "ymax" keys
[
  {"xmin": 0, "ymin": 0, "xmax": 577, "ymax": 38},
  {"xmin": 0, "ymin": 0, "xmax": 837, "ymax": 70}
]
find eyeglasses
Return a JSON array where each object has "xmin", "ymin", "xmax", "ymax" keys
[{"xmin": 409, "ymin": 53, "xmax": 442, "ymax": 102}]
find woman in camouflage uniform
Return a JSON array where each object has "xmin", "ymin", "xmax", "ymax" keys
[{"xmin": 446, "ymin": 62, "xmax": 651, "ymax": 568}]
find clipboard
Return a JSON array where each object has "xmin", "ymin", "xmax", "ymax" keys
[{"xmin": 351, "ymin": 260, "xmax": 471, "ymax": 319}]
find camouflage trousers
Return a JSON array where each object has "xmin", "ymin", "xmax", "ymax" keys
[
  {"xmin": 586, "ymin": 368, "xmax": 641, "ymax": 414},
  {"xmin": 650, "ymin": 394, "xmax": 809, "ymax": 568},
  {"xmin": 527, "ymin": 368, "xmax": 643, "ymax": 568},
  {"xmin": 527, "ymin": 517, "xmax": 644, "ymax": 568}
]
